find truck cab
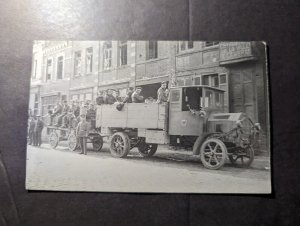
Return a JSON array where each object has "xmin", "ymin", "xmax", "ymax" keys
[{"xmin": 168, "ymin": 85, "xmax": 225, "ymax": 136}]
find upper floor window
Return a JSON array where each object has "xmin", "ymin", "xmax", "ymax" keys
[
  {"xmin": 86, "ymin": 47, "xmax": 93, "ymax": 74},
  {"xmin": 103, "ymin": 41, "xmax": 112, "ymax": 70},
  {"xmin": 119, "ymin": 41, "xmax": 127, "ymax": 66},
  {"xmin": 204, "ymin": 41, "xmax": 219, "ymax": 47},
  {"xmin": 74, "ymin": 51, "xmax": 82, "ymax": 77},
  {"xmin": 46, "ymin": 59, "xmax": 52, "ymax": 81},
  {"xmin": 57, "ymin": 56, "xmax": 63, "ymax": 79},
  {"xmin": 202, "ymin": 74, "xmax": 219, "ymax": 87},
  {"xmin": 146, "ymin": 41, "xmax": 158, "ymax": 60},
  {"xmin": 178, "ymin": 41, "xmax": 194, "ymax": 52}
]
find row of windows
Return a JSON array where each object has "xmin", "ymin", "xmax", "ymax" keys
[
  {"xmin": 43, "ymin": 41, "xmax": 220, "ymax": 81},
  {"xmin": 177, "ymin": 73, "xmax": 227, "ymax": 88}
]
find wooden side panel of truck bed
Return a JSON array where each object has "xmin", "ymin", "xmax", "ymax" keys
[{"xmin": 96, "ymin": 103, "xmax": 168, "ymax": 130}]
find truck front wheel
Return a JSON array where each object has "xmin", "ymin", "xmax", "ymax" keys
[{"xmin": 110, "ymin": 132, "xmax": 130, "ymax": 158}]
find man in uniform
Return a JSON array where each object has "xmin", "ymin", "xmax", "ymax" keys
[
  {"xmin": 156, "ymin": 81, "xmax": 168, "ymax": 103},
  {"xmin": 33, "ymin": 115, "xmax": 44, "ymax": 147},
  {"xmin": 123, "ymin": 87, "xmax": 134, "ymax": 103},
  {"xmin": 54, "ymin": 100, "xmax": 69, "ymax": 127},
  {"xmin": 28, "ymin": 116, "xmax": 35, "ymax": 145},
  {"xmin": 76, "ymin": 114, "xmax": 89, "ymax": 155},
  {"xmin": 96, "ymin": 91, "xmax": 105, "ymax": 105},
  {"xmin": 132, "ymin": 87, "xmax": 144, "ymax": 103},
  {"xmin": 50, "ymin": 101, "xmax": 63, "ymax": 125},
  {"xmin": 86, "ymin": 103, "xmax": 96, "ymax": 129},
  {"xmin": 105, "ymin": 89, "xmax": 117, "ymax": 104}
]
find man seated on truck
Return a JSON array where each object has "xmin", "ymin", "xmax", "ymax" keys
[
  {"xmin": 50, "ymin": 101, "xmax": 63, "ymax": 126},
  {"xmin": 122, "ymin": 87, "xmax": 134, "ymax": 103},
  {"xmin": 54, "ymin": 100, "xmax": 70, "ymax": 127},
  {"xmin": 105, "ymin": 89, "xmax": 117, "ymax": 104},
  {"xmin": 132, "ymin": 87, "xmax": 144, "ymax": 103}
]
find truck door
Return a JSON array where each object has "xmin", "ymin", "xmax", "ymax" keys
[{"xmin": 168, "ymin": 87, "xmax": 204, "ymax": 136}]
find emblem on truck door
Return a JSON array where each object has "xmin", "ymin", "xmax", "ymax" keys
[{"xmin": 181, "ymin": 119, "xmax": 187, "ymax": 127}]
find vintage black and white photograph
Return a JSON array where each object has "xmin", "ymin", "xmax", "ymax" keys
[{"xmin": 26, "ymin": 41, "xmax": 271, "ymax": 193}]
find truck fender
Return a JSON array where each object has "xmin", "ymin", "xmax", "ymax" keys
[{"xmin": 192, "ymin": 133, "xmax": 212, "ymax": 155}]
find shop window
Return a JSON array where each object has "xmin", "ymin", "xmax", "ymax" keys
[
  {"xmin": 46, "ymin": 59, "xmax": 52, "ymax": 81},
  {"xmin": 86, "ymin": 47, "xmax": 93, "ymax": 74},
  {"xmin": 74, "ymin": 51, "xmax": 82, "ymax": 77},
  {"xmin": 103, "ymin": 41, "xmax": 112, "ymax": 70},
  {"xmin": 119, "ymin": 41, "xmax": 127, "ymax": 66},
  {"xmin": 146, "ymin": 41, "xmax": 158, "ymax": 60},
  {"xmin": 57, "ymin": 56, "xmax": 63, "ymax": 79},
  {"xmin": 204, "ymin": 41, "xmax": 219, "ymax": 47},
  {"xmin": 179, "ymin": 41, "xmax": 194, "ymax": 52}
]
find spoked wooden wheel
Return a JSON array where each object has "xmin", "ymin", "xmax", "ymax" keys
[
  {"xmin": 200, "ymin": 138, "xmax": 227, "ymax": 170},
  {"xmin": 68, "ymin": 132, "xmax": 78, "ymax": 151},
  {"xmin": 91, "ymin": 134, "xmax": 103, "ymax": 151},
  {"xmin": 138, "ymin": 142, "xmax": 158, "ymax": 157},
  {"xmin": 229, "ymin": 146, "xmax": 254, "ymax": 168},
  {"xmin": 49, "ymin": 131, "xmax": 59, "ymax": 149},
  {"xmin": 110, "ymin": 132, "xmax": 130, "ymax": 158}
]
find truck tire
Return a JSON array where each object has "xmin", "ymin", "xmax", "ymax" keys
[
  {"xmin": 229, "ymin": 146, "xmax": 254, "ymax": 168},
  {"xmin": 138, "ymin": 142, "xmax": 158, "ymax": 157},
  {"xmin": 110, "ymin": 132, "xmax": 130, "ymax": 158},
  {"xmin": 200, "ymin": 138, "xmax": 227, "ymax": 170}
]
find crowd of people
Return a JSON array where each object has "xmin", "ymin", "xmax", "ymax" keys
[{"xmin": 28, "ymin": 81, "xmax": 170, "ymax": 153}]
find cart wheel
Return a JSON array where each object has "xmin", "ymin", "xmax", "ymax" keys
[
  {"xmin": 200, "ymin": 138, "xmax": 227, "ymax": 170},
  {"xmin": 91, "ymin": 134, "xmax": 103, "ymax": 151},
  {"xmin": 49, "ymin": 131, "xmax": 59, "ymax": 149},
  {"xmin": 229, "ymin": 146, "xmax": 254, "ymax": 168},
  {"xmin": 110, "ymin": 132, "xmax": 130, "ymax": 158},
  {"xmin": 68, "ymin": 132, "xmax": 78, "ymax": 151},
  {"xmin": 138, "ymin": 142, "xmax": 158, "ymax": 157}
]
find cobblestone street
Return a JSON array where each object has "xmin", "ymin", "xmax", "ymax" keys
[{"xmin": 26, "ymin": 143, "xmax": 271, "ymax": 193}]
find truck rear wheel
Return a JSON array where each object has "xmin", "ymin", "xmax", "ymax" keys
[
  {"xmin": 138, "ymin": 142, "xmax": 158, "ymax": 157},
  {"xmin": 91, "ymin": 134, "xmax": 103, "ymax": 152},
  {"xmin": 200, "ymin": 138, "xmax": 227, "ymax": 170},
  {"xmin": 110, "ymin": 132, "xmax": 130, "ymax": 158}
]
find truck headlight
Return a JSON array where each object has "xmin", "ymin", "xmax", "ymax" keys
[{"xmin": 254, "ymin": 123, "xmax": 261, "ymax": 131}]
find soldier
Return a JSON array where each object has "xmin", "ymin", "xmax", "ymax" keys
[
  {"xmin": 105, "ymin": 89, "xmax": 117, "ymax": 104},
  {"xmin": 33, "ymin": 115, "xmax": 44, "ymax": 147},
  {"xmin": 86, "ymin": 103, "xmax": 96, "ymax": 129},
  {"xmin": 55, "ymin": 100, "xmax": 70, "ymax": 127},
  {"xmin": 76, "ymin": 114, "xmax": 89, "ymax": 155},
  {"xmin": 132, "ymin": 87, "xmax": 144, "ymax": 103},
  {"xmin": 28, "ymin": 116, "xmax": 35, "ymax": 145},
  {"xmin": 96, "ymin": 91, "xmax": 105, "ymax": 105},
  {"xmin": 123, "ymin": 87, "xmax": 134, "ymax": 103},
  {"xmin": 50, "ymin": 102, "xmax": 63, "ymax": 125},
  {"xmin": 156, "ymin": 81, "xmax": 168, "ymax": 103}
]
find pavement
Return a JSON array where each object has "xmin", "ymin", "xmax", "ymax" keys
[{"xmin": 25, "ymin": 142, "xmax": 271, "ymax": 194}]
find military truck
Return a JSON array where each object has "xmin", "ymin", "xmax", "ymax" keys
[{"xmin": 94, "ymin": 85, "xmax": 261, "ymax": 170}]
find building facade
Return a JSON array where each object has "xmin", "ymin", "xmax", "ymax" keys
[{"xmin": 29, "ymin": 41, "xmax": 268, "ymax": 144}]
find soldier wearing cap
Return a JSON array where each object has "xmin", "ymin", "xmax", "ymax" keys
[
  {"xmin": 55, "ymin": 100, "xmax": 70, "ymax": 127},
  {"xmin": 76, "ymin": 114, "xmax": 89, "ymax": 155},
  {"xmin": 28, "ymin": 116, "xmax": 36, "ymax": 145},
  {"xmin": 157, "ymin": 81, "xmax": 168, "ymax": 103},
  {"xmin": 132, "ymin": 87, "xmax": 144, "ymax": 103},
  {"xmin": 123, "ymin": 87, "xmax": 134, "ymax": 104},
  {"xmin": 105, "ymin": 89, "xmax": 117, "ymax": 104},
  {"xmin": 33, "ymin": 115, "xmax": 44, "ymax": 147}
]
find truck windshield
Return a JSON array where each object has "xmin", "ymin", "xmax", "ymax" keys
[
  {"xmin": 182, "ymin": 87, "xmax": 202, "ymax": 111},
  {"xmin": 201, "ymin": 89, "xmax": 224, "ymax": 108}
]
